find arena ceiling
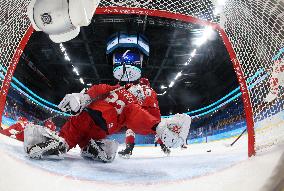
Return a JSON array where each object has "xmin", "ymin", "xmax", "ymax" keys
[{"xmin": 15, "ymin": 14, "xmax": 239, "ymax": 115}]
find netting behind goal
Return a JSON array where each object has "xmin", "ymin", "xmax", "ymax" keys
[
  {"xmin": 0, "ymin": 0, "xmax": 283, "ymax": 156},
  {"xmin": 222, "ymin": 0, "xmax": 284, "ymax": 153}
]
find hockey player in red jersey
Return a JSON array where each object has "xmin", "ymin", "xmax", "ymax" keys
[
  {"xmin": 0, "ymin": 116, "xmax": 28, "ymax": 141},
  {"xmin": 24, "ymin": 78, "xmax": 191, "ymax": 163},
  {"xmin": 1, "ymin": 117, "xmax": 57, "ymax": 142},
  {"xmin": 118, "ymin": 129, "xmax": 136, "ymax": 159}
]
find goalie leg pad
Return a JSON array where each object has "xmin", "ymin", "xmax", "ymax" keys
[
  {"xmin": 81, "ymin": 139, "xmax": 119, "ymax": 163},
  {"xmin": 24, "ymin": 124, "xmax": 68, "ymax": 159},
  {"xmin": 27, "ymin": 139, "xmax": 67, "ymax": 159}
]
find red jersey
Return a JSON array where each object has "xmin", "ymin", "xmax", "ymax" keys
[
  {"xmin": 87, "ymin": 84, "xmax": 139, "ymax": 134},
  {"xmin": 119, "ymin": 84, "xmax": 161, "ymax": 135},
  {"xmin": 59, "ymin": 82, "xmax": 161, "ymax": 149},
  {"xmin": 0, "ymin": 123, "xmax": 25, "ymax": 141}
]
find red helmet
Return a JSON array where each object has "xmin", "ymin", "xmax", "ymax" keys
[
  {"xmin": 44, "ymin": 120, "xmax": 56, "ymax": 131},
  {"xmin": 18, "ymin": 116, "xmax": 28, "ymax": 122},
  {"xmin": 139, "ymin": 78, "xmax": 150, "ymax": 86}
]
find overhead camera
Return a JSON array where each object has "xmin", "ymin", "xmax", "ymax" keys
[{"xmin": 27, "ymin": 0, "xmax": 100, "ymax": 43}]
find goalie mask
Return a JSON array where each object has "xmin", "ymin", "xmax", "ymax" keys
[{"xmin": 112, "ymin": 50, "xmax": 143, "ymax": 82}]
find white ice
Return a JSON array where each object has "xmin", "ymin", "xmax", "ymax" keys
[{"xmin": 0, "ymin": 126, "xmax": 283, "ymax": 191}]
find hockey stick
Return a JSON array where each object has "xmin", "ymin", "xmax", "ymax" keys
[
  {"xmin": 43, "ymin": 86, "xmax": 125, "ymax": 123},
  {"xmin": 229, "ymin": 128, "xmax": 247, "ymax": 146}
]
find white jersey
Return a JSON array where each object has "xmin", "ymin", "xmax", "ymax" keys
[
  {"xmin": 265, "ymin": 59, "xmax": 284, "ymax": 102},
  {"xmin": 271, "ymin": 59, "xmax": 284, "ymax": 86}
]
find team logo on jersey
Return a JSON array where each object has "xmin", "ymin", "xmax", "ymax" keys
[
  {"xmin": 168, "ymin": 124, "xmax": 181, "ymax": 134},
  {"xmin": 41, "ymin": 13, "xmax": 52, "ymax": 25}
]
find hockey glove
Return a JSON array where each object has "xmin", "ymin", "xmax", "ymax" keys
[{"xmin": 58, "ymin": 93, "xmax": 91, "ymax": 112}]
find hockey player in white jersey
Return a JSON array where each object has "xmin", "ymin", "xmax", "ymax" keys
[{"xmin": 265, "ymin": 59, "xmax": 284, "ymax": 102}]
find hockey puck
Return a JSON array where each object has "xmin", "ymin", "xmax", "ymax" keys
[{"xmin": 206, "ymin": 150, "xmax": 211, "ymax": 152}]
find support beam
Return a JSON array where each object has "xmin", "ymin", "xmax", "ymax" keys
[
  {"xmin": 152, "ymin": 31, "xmax": 178, "ymax": 86},
  {"xmin": 50, "ymin": 43, "xmax": 73, "ymax": 85},
  {"xmin": 47, "ymin": 62, "xmax": 181, "ymax": 69},
  {"xmin": 81, "ymin": 28, "xmax": 100, "ymax": 81}
]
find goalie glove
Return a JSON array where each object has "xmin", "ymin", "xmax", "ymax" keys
[
  {"xmin": 156, "ymin": 114, "xmax": 191, "ymax": 148},
  {"xmin": 58, "ymin": 92, "xmax": 91, "ymax": 112}
]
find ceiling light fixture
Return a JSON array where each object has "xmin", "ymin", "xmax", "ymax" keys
[
  {"xmin": 60, "ymin": 43, "xmax": 71, "ymax": 62},
  {"xmin": 184, "ymin": 58, "xmax": 192, "ymax": 66},
  {"xmin": 73, "ymin": 67, "xmax": 79, "ymax": 76},
  {"xmin": 194, "ymin": 26, "xmax": 214, "ymax": 46},
  {"xmin": 169, "ymin": 81, "xmax": 175, "ymax": 88},
  {"xmin": 157, "ymin": 91, "xmax": 167, "ymax": 96},
  {"xmin": 79, "ymin": 78, "xmax": 85, "ymax": 85},
  {"xmin": 190, "ymin": 49, "xmax": 197, "ymax": 57},
  {"xmin": 161, "ymin": 85, "xmax": 167, "ymax": 89},
  {"xmin": 174, "ymin": 72, "xmax": 182, "ymax": 80}
]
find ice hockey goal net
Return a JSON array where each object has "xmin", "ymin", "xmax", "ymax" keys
[{"xmin": 0, "ymin": 0, "xmax": 283, "ymax": 157}]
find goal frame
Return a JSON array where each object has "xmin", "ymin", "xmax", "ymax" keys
[{"xmin": 0, "ymin": 6, "xmax": 256, "ymax": 157}]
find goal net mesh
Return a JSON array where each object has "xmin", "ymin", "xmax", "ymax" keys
[{"xmin": 0, "ymin": 0, "xmax": 283, "ymax": 154}]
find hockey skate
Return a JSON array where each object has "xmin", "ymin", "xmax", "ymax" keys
[
  {"xmin": 118, "ymin": 143, "xmax": 135, "ymax": 159},
  {"xmin": 160, "ymin": 143, "xmax": 171, "ymax": 156},
  {"xmin": 81, "ymin": 139, "xmax": 119, "ymax": 163}
]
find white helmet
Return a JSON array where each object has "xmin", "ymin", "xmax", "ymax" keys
[{"xmin": 27, "ymin": 0, "xmax": 100, "ymax": 43}]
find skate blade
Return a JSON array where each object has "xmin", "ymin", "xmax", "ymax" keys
[
  {"xmin": 45, "ymin": 154, "xmax": 64, "ymax": 160},
  {"xmin": 118, "ymin": 154, "xmax": 130, "ymax": 159}
]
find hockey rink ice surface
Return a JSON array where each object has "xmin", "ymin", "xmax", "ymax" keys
[{"xmin": 0, "ymin": 116, "xmax": 283, "ymax": 191}]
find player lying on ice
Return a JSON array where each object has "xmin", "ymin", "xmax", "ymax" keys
[{"xmin": 24, "ymin": 78, "xmax": 191, "ymax": 163}]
